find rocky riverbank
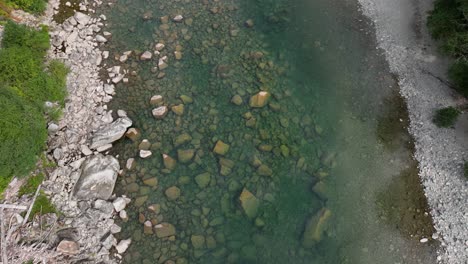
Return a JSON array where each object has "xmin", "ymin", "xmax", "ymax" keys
[{"xmin": 357, "ymin": 0, "xmax": 468, "ymax": 263}]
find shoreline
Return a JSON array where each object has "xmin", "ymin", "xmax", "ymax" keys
[{"xmin": 357, "ymin": 0, "xmax": 468, "ymax": 263}]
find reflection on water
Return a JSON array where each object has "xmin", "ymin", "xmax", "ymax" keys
[{"xmin": 99, "ymin": 0, "xmax": 437, "ymax": 263}]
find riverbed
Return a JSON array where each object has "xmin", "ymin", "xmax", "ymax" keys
[{"xmin": 98, "ymin": 0, "xmax": 438, "ymax": 263}]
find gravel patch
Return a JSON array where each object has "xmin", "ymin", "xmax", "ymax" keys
[{"xmin": 357, "ymin": 0, "xmax": 468, "ymax": 263}]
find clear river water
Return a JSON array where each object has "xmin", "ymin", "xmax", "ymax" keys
[{"xmin": 96, "ymin": 0, "xmax": 438, "ymax": 263}]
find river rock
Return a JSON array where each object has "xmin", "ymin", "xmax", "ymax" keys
[
  {"xmin": 152, "ymin": 106, "xmax": 168, "ymax": 119},
  {"xmin": 180, "ymin": 95, "xmax": 193, "ymax": 104},
  {"xmin": 173, "ymin": 15, "xmax": 184, "ymax": 22},
  {"xmin": 191, "ymin": 235, "xmax": 205, "ymax": 249},
  {"xmin": 178, "ymin": 149, "xmax": 194, "ymax": 163},
  {"xmin": 139, "ymin": 139, "xmax": 151, "ymax": 150},
  {"xmin": 174, "ymin": 133, "xmax": 192, "ymax": 147},
  {"xmin": 57, "ymin": 240, "xmax": 79, "ymax": 255},
  {"xmin": 174, "ymin": 51, "xmax": 182, "ymax": 60},
  {"xmin": 116, "ymin": 239, "xmax": 131, "ymax": 254},
  {"xmin": 249, "ymin": 91, "xmax": 270, "ymax": 108},
  {"xmin": 113, "ymin": 197, "xmax": 127, "ymax": 212},
  {"xmin": 154, "ymin": 223, "xmax": 176, "ymax": 238},
  {"xmin": 213, "ymin": 140, "xmax": 230, "ymax": 155},
  {"xmin": 96, "ymin": 35, "xmax": 107, "ymax": 43},
  {"xmin": 231, "ymin": 95, "xmax": 243, "ymax": 105},
  {"xmin": 239, "ymin": 188, "xmax": 259, "ymax": 218},
  {"xmin": 125, "ymin": 128, "xmax": 140, "ymax": 141},
  {"xmin": 245, "ymin": 19, "xmax": 254, "ymax": 28},
  {"xmin": 90, "ymin": 117, "xmax": 132, "ymax": 149},
  {"xmin": 302, "ymin": 208, "xmax": 332, "ymax": 248},
  {"xmin": 120, "ymin": 210, "xmax": 128, "ymax": 222},
  {"xmin": 72, "ymin": 154, "xmax": 119, "ymax": 200},
  {"xmin": 143, "ymin": 177, "xmax": 158, "ymax": 187},
  {"xmin": 312, "ymin": 181, "xmax": 328, "ymax": 200},
  {"xmin": 163, "ymin": 154, "xmax": 176, "ymax": 170},
  {"xmin": 140, "ymin": 150, "xmax": 152, "ymax": 158},
  {"xmin": 155, "ymin": 43, "xmax": 165, "ymax": 51},
  {"xmin": 257, "ymin": 164, "xmax": 273, "ymax": 176},
  {"xmin": 172, "ymin": 104, "xmax": 185, "ymax": 115},
  {"xmin": 150, "ymin": 95, "xmax": 163, "ymax": 105},
  {"xmin": 165, "ymin": 186, "xmax": 181, "ymax": 200},
  {"xmin": 195, "ymin": 172, "xmax": 211, "ymax": 188},
  {"xmin": 144, "ymin": 221, "xmax": 153, "ymax": 235},
  {"xmin": 74, "ymin": 12, "xmax": 90, "ymax": 25},
  {"xmin": 126, "ymin": 158, "xmax": 136, "ymax": 170},
  {"xmin": 141, "ymin": 51, "xmax": 153, "ymax": 60}
]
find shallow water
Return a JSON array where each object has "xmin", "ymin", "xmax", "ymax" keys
[{"xmin": 100, "ymin": 0, "xmax": 437, "ymax": 263}]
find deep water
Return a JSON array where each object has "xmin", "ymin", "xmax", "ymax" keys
[{"xmin": 100, "ymin": 0, "xmax": 438, "ymax": 263}]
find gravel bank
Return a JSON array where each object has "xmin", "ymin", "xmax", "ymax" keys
[{"xmin": 357, "ymin": 0, "xmax": 468, "ymax": 263}]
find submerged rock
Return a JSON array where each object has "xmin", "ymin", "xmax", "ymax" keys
[
  {"xmin": 231, "ymin": 95, "xmax": 243, "ymax": 105},
  {"xmin": 195, "ymin": 172, "xmax": 211, "ymax": 188},
  {"xmin": 302, "ymin": 208, "xmax": 332, "ymax": 248},
  {"xmin": 165, "ymin": 186, "xmax": 181, "ymax": 200},
  {"xmin": 140, "ymin": 51, "xmax": 153, "ymax": 60},
  {"xmin": 213, "ymin": 140, "xmax": 230, "ymax": 155},
  {"xmin": 125, "ymin": 128, "xmax": 140, "ymax": 141},
  {"xmin": 154, "ymin": 223, "xmax": 176, "ymax": 238},
  {"xmin": 257, "ymin": 164, "xmax": 273, "ymax": 176},
  {"xmin": 249, "ymin": 91, "xmax": 270, "ymax": 108},
  {"xmin": 191, "ymin": 235, "xmax": 205, "ymax": 249},
  {"xmin": 116, "ymin": 239, "xmax": 131, "ymax": 254},
  {"xmin": 163, "ymin": 154, "xmax": 176, "ymax": 170},
  {"xmin": 152, "ymin": 106, "xmax": 168, "ymax": 119},
  {"xmin": 90, "ymin": 117, "xmax": 132, "ymax": 149},
  {"xmin": 144, "ymin": 221, "xmax": 153, "ymax": 235},
  {"xmin": 239, "ymin": 188, "xmax": 259, "ymax": 219},
  {"xmin": 172, "ymin": 104, "xmax": 185, "ymax": 115},
  {"xmin": 174, "ymin": 133, "xmax": 192, "ymax": 147},
  {"xmin": 150, "ymin": 95, "xmax": 163, "ymax": 106},
  {"xmin": 177, "ymin": 149, "xmax": 194, "ymax": 163},
  {"xmin": 139, "ymin": 150, "xmax": 152, "ymax": 159},
  {"xmin": 72, "ymin": 154, "xmax": 119, "ymax": 200}
]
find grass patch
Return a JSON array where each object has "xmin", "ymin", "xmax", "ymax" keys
[
  {"xmin": 4, "ymin": 0, "xmax": 47, "ymax": 14},
  {"xmin": 29, "ymin": 191, "xmax": 56, "ymax": 219},
  {"xmin": 18, "ymin": 173, "xmax": 44, "ymax": 197},
  {"xmin": 0, "ymin": 21, "xmax": 67, "ymax": 197},
  {"xmin": 433, "ymin": 106, "xmax": 460, "ymax": 128}
]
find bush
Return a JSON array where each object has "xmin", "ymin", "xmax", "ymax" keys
[
  {"xmin": 6, "ymin": 0, "xmax": 47, "ymax": 14},
  {"xmin": 433, "ymin": 106, "xmax": 461, "ymax": 128},
  {"xmin": 449, "ymin": 59, "xmax": 468, "ymax": 96}
]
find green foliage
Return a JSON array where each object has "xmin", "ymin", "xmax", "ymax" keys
[
  {"xmin": 428, "ymin": 0, "xmax": 468, "ymax": 96},
  {"xmin": 18, "ymin": 173, "xmax": 44, "ymax": 197},
  {"xmin": 29, "ymin": 191, "xmax": 56, "ymax": 219},
  {"xmin": 6, "ymin": 0, "xmax": 47, "ymax": 14},
  {"xmin": 433, "ymin": 106, "xmax": 461, "ymax": 128},
  {"xmin": 2, "ymin": 21, "xmax": 49, "ymax": 54}
]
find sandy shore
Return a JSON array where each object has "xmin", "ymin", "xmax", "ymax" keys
[{"xmin": 357, "ymin": 0, "xmax": 468, "ymax": 263}]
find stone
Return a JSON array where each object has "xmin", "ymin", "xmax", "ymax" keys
[
  {"xmin": 154, "ymin": 223, "xmax": 176, "ymax": 238},
  {"xmin": 110, "ymin": 224, "xmax": 122, "ymax": 234},
  {"xmin": 302, "ymin": 208, "xmax": 332, "ymax": 248},
  {"xmin": 117, "ymin": 110, "xmax": 127, "ymax": 117},
  {"xmin": 96, "ymin": 35, "xmax": 107, "ymax": 43},
  {"xmin": 57, "ymin": 240, "xmax": 79, "ymax": 255},
  {"xmin": 150, "ymin": 95, "xmax": 163, "ymax": 106},
  {"xmin": 139, "ymin": 139, "xmax": 151, "ymax": 150},
  {"xmin": 249, "ymin": 91, "xmax": 270, "ymax": 108},
  {"xmin": 72, "ymin": 154, "xmax": 119, "ymax": 200},
  {"xmin": 312, "ymin": 181, "xmax": 328, "ymax": 200},
  {"xmin": 165, "ymin": 186, "xmax": 181, "ymax": 200},
  {"xmin": 141, "ymin": 51, "xmax": 153, "ymax": 60},
  {"xmin": 120, "ymin": 210, "xmax": 128, "ymax": 221},
  {"xmin": 163, "ymin": 154, "xmax": 176, "ymax": 170},
  {"xmin": 125, "ymin": 128, "xmax": 140, "ymax": 141},
  {"xmin": 257, "ymin": 164, "xmax": 272, "ymax": 176},
  {"xmin": 144, "ymin": 221, "xmax": 153, "ymax": 235},
  {"xmin": 173, "ymin": 15, "xmax": 184, "ymax": 22},
  {"xmin": 143, "ymin": 177, "xmax": 158, "ymax": 187},
  {"xmin": 155, "ymin": 43, "xmax": 165, "ymax": 51},
  {"xmin": 171, "ymin": 104, "xmax": 185, "ymax": 115},
  {"xmin": 74, "ymin": 12, "xmax": 90, "ymax": 25},
  {"xmin": 231, "ymin": 95, "xmax": 243, "ymax": 105},
  {"xmin": 140, "ymin": 150, "xmax": 152, "ymax": 158},
  {"xmin": 174, "ymin": 51, "xmax": 183, "ymax": 60},
  {"xmin": 177, "ymin": 149, "xmax": 194, "ymax": 163},
  {"xmin": 113, "ymin": 197, "xmax": 127, "ymax": 212},
  {"xmin": 180, "ymin": 95, "xmax": 193, "ymax": 104},
  {"xmin": 126, "ymin": 158, "xmax": 136, "ymax": 170},
  {"xmin": 213, "ymin": 140, "xmax": 230, "ymax": 155},
  {"xmin": 219, "ymin": 158, "xmax": 235, "ymax": 176},
  {"xmin": 116, "ymin": 239, "xmax": 131, "ymax": 254},
  {"xmin": 245, "ymin": 19, "xmax": 254, "ymax": 28},
  {"xmin": 90, "ymin": 117, "xmax": 132, "ymax": 149},
  {"xmin": 48, "ymin": 123, "xmax": 59, "ymax": 134},
  {"xmin": 195, "ymin": 172, "xmax": 211, "ymax": 188},
  {"xmin": 134, "ymin": 196, "xmax": 148, "ymax": 207},
  {"xmin": 96, "ymin": 144, "xmax": 112, "ymax": 153},
  {"xmin": 239, "ymin": 188, "xmax": 259, "ymax": 219},
  {"xmin": 152, "ymin": 106, "xmax": 168, "ymax": 119},
  {"xmin": 191, "ymin": 235, "xmax": 205, "ymax": 249},
  {"xmin": 174, "ymin": 133, "xmax": 192, "ymax": 147},
  {"xmin": 81, "ymin": 145, "xmax": 93, "ymax": 156}
]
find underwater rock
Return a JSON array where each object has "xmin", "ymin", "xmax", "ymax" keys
[
  {"xmin": 163, "ymin": 154, "xmax": 177, "ymax": 170},
  {"xmin": 213, "ymin": 140, "xmax": 230, "ymax": 155},
  {"xmin": 139, "ymin": 150, "xmax": 152, "ymax": 159},
  {"xmin": 154, "ymin": 223, "xmax": 176, "ymax": 238},
  {"xmin": 249, "ymin": 91, "xmax": 270, "ymax": 108},
  {"xmin": 231, "ymin": 95, "xmax": 243, "ymax": 105},
  {"xmin": 180, "ymin": 95, "xmax": 193, "ymax": 104},
  {"xmin": 126, "ymin": 158, "xmax": 136, "ymax": 170},
  {"xmin": 174, "ymin": 133, "xmax": 192, "ymax": 147},
  {"xmin": 150, "ymin": 95, "xmax": 163, "ymax": 106},
  {"xmin": 155, "ymin": 43, "xmax": 165, "ymax": 51},
  {"xmin": 173, "ymin": 15, "xmax": 184, "ymax": 22},
  {"xmin": 152, "ymin": 106, "xmax": 168, "ymax": 119},
  {"xmin": 178, "ymin": 149, "xmax": 195, "ymax": 163},
  {"xmin": 172, "ymin": 104, "xmax": 185, "ymax": 115},
  {"xmin": 144, "ymin": 221, "xmax": 153, "ymax": 235},
  {"xmin": 140, "ymin": 51, "xmax": 153, "ymax": 60},
  {"xmin": 312, "ymin": 181, "xmax": 328, "ymax": 200},
  {"xmin": 165, "ymin": 186, "xmax": 181, "ymax": 200},
  {"xmin": 245, "ymin": 19, "xmax": 254, "ymax": 28},
  {"xmin": 239, "ymin": 188, "xmax": 259, "ymax": 219},
  {"xmin": 142, "ymin": 11, "xmax": 153, "ymax": 20},
  {"xmin": 257, "ymin": 164, "xmax": 273, "ymax": 176},
  {"xmin": 174, "ymin": 51, "xmax": 183, "ymax": 60},
  {"xmin": 195, "ymin": 172, "xmax": 211, "ymax": 188},
  {"xmin": 191, "ymin": 235, "xmax": 205, "ymax": 249},
  {"xmin": 302, "ymin": 208, "xmax": 332, "ymax": 248},
  {"xmin": 219, "ymin": 158, "xmax": 235, "ymax": 176},
  {"xmin": 143, "ymin": 177, "xmax": 158, "ymax": 187},
  {"xmin": 138, "ymin": 139, "xmax": 151, "ymax": 150}
]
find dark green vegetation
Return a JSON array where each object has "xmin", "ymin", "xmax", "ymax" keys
[
  {"xmin": 427, "ymin": 0, "xmax": 468, "ymax": 96},
  {"xmin": 433, "ymin": 106, "xmax": 460, "ymax": 127},
  {"xmin": 2, "ymin": 0, "xmax": 47, "ymax": 14},
  {"xmin": 0, "ymin": 21, "xmax": 67, "ymax": 195},
  {"xmin": 18, "ymin": 173, "xmax": 44, "ymax": 196},
  {"xmin": 28, "ymin": 191, "xmax": 56, "ymax": 220}
]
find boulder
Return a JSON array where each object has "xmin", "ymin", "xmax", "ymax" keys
[
  {"xmin": 155, "ymin": 43, "xmax": 165, "ymax": 51},
  {"xmin": 152, "ymin": 106, "xmax": 168, "ymax": 119},
  {"xmin": 239, "ymin": 188, "xmax": 259, "ymax": 219},
  {"xmin": 126, "ymin": 158, "xmax": 136, "ymax": 170},
  {"xmin": 302, "ymin": 208, "xmax": 332, "ymax": 248},
  {"xmin": 249, "ymin": 91, "xmax": 270, "ymax": 108},
  {"xmin": 74, "ymin": 12, "xmax": 90, "ymax": 25},
  {"xmin": 154, "ymin": 223, "xmax": 176, "ymax": 238},
  {"xmin": 213, "ymin": 140, "xmax": 230, "ymax": 155},
  {"xmin": 72, "ymin": 154, "xmax": 119, "ymax": 200},
  {"xmin": 90, "ymin": 117, "xmax": 132, "ymax": 149},
  {"xmin": 115, "ymin": 239, "xmax": 131, "ymax": 254},
  {"xmin": 96, "ymin": 35, "xmax": 107, "ymax": 43},
  {"xmin": 138, "ymin": 139, "xmax": 151, "ymax": 150},
  {"xmin": 143, "ymin": 177, "xmax": 158, "ymax": 187},
  {"xmin": 57, "ymin": 240, "xmax": 79, "ymax": 255}
]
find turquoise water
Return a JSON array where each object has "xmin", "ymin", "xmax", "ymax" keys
[{"xmin": 100, "ymin": 0, "xmax": 437, "ymax": 263}]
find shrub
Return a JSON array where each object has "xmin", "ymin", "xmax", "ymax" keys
[
  {"xmin": 18, "ymin": 173, "xmax": 44, "ymax": 197},
  {"xmin": 2, "ymin": 21, "xmax": 49, "ymax": 55},
  {"xmin": 448, "ymin": 59, "xmax": 468, "ymax": 96},
  {"xmin": 6, "ymin": 0, "xmax": 47, "ymax": 14},
  {"xmin": 433, "ymin": 106, "xmax": 460, "ymax": 128}
]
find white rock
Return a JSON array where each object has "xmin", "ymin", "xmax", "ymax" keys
[
  {"xmin": 140, "ymin": 150, "xmax": 152, "ymax": 158},
  {"xmin": 155, "ymin": 43, "xmax": 165, "ymax": 51},
  {"xmin": 81, "ymin": 145, "xmax": 93, "ymax": 156},
  {"xmin": 140, "ymin": 51, "xmax": 152, "ymax": 60},
  {"xmin": 110, "ymin": 224, "xmax": 121, "ymax": 234},
  {"xmin": 74, "ymin": 12, "xmax": 91, "ymax": 25},
  {"xmin": 117, "ymin": 110, "xmax": 127, "ymax": 117},
  {"xmin": 102, "ymin": 51, "xmax": 109, "ymax": 59},
  {"xmin": 115, "ymin": 239, "xmax": 131, "ymax": 254},
  {"xmin": 173, "ymin": 15, "xmax": 184, "ymax": 22},
  {"xmin": 420, "ymin": 238, "xmax": 429, "ymax": 243},
  {"xmin": 113, "ymin": 197, "xmax": 126, "ymax": 212},
  {"xmin": 119, "ymin": 210, "xmax": 128, "ymax": 221},
  {"xmin": 126, "ymin": 158, "xmax": 135, "ymax": 170},
  {"xmin": 95, "ymin": 35, "xmax": 107, "ymax": 43},
  {"xmin": 152, "ymin": 106, "xmax": 168, "ymax": 119}
]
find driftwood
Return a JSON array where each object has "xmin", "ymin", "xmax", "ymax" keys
[{"xmin": 0, "ymin": 204, "xmax": 27, "ymax": 210}]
